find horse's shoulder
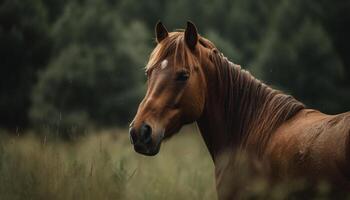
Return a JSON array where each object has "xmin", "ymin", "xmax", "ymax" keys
[
  {"xmin": 267, "ymin": 109, "xmax": 346, "ymax": 154},
  {"xmin": 322, "ymin": 111, "xmax": 350, "ymax": 131},
  {"xmin": 266, "ymin": 110, "xmax": 329, "ymax": 161}
]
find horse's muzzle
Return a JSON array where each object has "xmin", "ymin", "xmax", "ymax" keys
[{"xmin": 129, "ymin": 123, "xmax": 164, "ymax": 156}]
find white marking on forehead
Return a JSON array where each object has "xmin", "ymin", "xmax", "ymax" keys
[{"xmin": 160, "ymin": 59, "xmax": 168, "ymax": 70}]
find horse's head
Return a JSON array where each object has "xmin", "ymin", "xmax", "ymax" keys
[{"xmin": 129, "ymin": 21, "xmax": 211, "ymax": 156}]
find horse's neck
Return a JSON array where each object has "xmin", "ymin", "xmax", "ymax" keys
[
  {"xmin": 197, "ymin": 62, "xmax": 262, "ymax": 161},
  {"xmin": 197, "ymin": 56, "xmax": 304, "ymax": 162}
]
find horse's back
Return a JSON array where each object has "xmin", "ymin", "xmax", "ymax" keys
[{"xmin": 266, "ymin": 109, "xmax": 350, "ymax": 188}]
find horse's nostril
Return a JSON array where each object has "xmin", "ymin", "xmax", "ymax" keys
[{"xmin": 140, "ymin": 123, "xmax": 152, "ymax": 144}]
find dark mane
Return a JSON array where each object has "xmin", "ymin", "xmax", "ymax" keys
[{"xmin": 209, "ymin": 49, "xmax": 305, "ymax": 156}]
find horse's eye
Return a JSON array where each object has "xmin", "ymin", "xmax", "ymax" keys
[{"xmin": 175, "ymin": 71, "xmax": 189, "ymax": 82}]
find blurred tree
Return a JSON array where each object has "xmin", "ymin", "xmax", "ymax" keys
[
  {"xmin": 318, "ymin": 0, "xmax": 350, "ymax": 85},
  {"xmin": 205, "ymin": 29, "xmax": 242, "ymax": 62},
  {"xmin": 30, "ymin": 0, "xmax": 150, "ymax": 138},
  {"xmin": 41, "ymin": 0, "xmax": 68, "ymax": 23},
  {"xmin": 116, "ymin": 0, "xmax": 166, "ymax": 28},
  {"xmin": 0, "ymin": 0, "xmax": 51, "ymax": 130},
  {"xmin": 223, "ymin": 0, "xmax": 276, "ymax": 65},
  {"xmin": 253, "ymin": 0, "xmax": 350, "ymax": 113},
  {"xmin": 0, "ymin": 0, "xmax": 349, "ymax": 134}
]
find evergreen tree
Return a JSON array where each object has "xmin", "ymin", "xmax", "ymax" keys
[
  {"xmin": 30, "ymin": 0, "xmax": 150, "ymax": 137},
  {"xmin": 0, "ymin": 0, "xmax": 51, "ymax": 130},
  {"xmin": 0, "ymin": 0, "xmax": 349, "ymax": 134},
  {"xmin": 253, "ymin": 0, "xmax": 349, "ymax": 113}
]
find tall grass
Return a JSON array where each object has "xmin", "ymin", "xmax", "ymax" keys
[
  {"xmin": 0, "ymin": 126, "xmax": 349, "ymax": 200},
  {"xmin": 0, "ymin": 126, "xmax": 216, "ymax": 200}
]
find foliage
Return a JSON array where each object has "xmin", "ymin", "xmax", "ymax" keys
[
  {"xmin": 29, "ymin": 1, "xmax": 150, "ymax": 137},
  {"xmin": 0, "ymin": 0, "xmax": 51, "ymax": 129},
  {"xmin": 252, "ymin": 1, "xmax": 348, "ymax": 113},
  {"xmin": 0, "ymin": 0, "xmax": 349, "ymax": 135}
]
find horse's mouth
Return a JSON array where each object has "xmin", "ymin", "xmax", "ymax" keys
[
  {"xmin": 133, "ymin": 130, "xmax": 164, "ymax": 156},
  {"xmin": 133, "ymin": 141, "xmax": 161, "ymax": 156}
]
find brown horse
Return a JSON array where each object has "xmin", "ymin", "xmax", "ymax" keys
[{"xmin": 129, "ymin": 21, "xmax": 350, "ymax": 199}]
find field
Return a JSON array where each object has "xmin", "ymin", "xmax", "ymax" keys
[
  {"xmin": 0, "ymin": 125, "xmax": 216, "ymax": 200},
  {"xmin": 0, "ymin": 125, "xmax": 349, "ymax": 200}
]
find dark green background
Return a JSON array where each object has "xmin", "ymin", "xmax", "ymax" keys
[{"xmin": 1, "ymin": 0, "xmax": 349, "ymax": 138}]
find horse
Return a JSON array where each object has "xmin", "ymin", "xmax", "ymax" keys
[{"xmin": 129, "ymin": 21, "xmax": 350, "ymax": 199}]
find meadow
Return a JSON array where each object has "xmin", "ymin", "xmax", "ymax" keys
[
  {"xmin": 0, "ymin": 125, "xmax": 216, "ymax": 200},
  {"xmin": 0, "ymin": 125, "xmax": 349, "ymax": 200}
]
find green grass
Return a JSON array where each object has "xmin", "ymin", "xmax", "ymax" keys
[
  {"xmin": 0, "ymin": 126, "xmax": 216, "ymax": 200},
  {"xmin": 0, "ymin": 126, "xmax": 349, "ymax": 200}
]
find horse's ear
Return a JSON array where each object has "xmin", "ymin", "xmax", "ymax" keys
[
  {"xmin": 185, "ymin": 21, "xmax": 198, "ymax": 50},
  {"xmin": 155, "ymin": 21, "xmax": 168, "ymax": 43}
]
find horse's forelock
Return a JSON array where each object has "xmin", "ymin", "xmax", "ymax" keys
[{"xmin": 146, "ymin": 32, "xmax": 205, "ymax": 73}]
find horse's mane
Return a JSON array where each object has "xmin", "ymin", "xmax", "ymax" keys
[
  {"xmin": 146, "ymin": 31, "xmax": 305, "ymax": 157},
  {"xmin": 210, "ymin": 52, "xmax": 305, "ymax": 156}
]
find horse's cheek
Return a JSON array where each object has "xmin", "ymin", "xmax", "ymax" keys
[{"xmin": 182, "ymin": 83, "xmax": 204, "ymax": 121}]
